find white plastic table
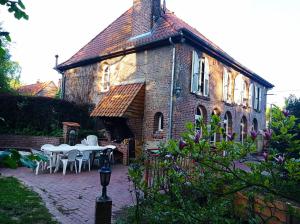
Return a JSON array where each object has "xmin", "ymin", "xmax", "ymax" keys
[{"xmin": 42, "ymin": 145, "xmax": 116, "ymax": 173}]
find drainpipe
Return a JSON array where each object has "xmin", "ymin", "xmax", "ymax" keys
[{"xmin": 168, "ymin": 37, "xmax": 176, "ymax": 140}]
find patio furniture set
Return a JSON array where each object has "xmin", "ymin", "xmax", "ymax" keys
[{"xmin": 33, "ymin": 135, "xmax": 116, "ymax": 175}]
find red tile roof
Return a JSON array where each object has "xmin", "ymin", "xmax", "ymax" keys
[
  {"xmin": 57, "ymin": 7, "xmax": 273, "ymax": 88},
  {"xmin": 58, "ymin": 8, "xmax": 225, "ymax": 68},
  {"xmin": 90, "ymin": 83, "xmax": 145, "ymax": 118},
  {"xmin": 18, "ymin": 81, "xmax": 55, "ymax": 96}
]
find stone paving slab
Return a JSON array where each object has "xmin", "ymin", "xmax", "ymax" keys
[{"xmin": 1, "ymin": 165, "xmax": 133, "ymax": 224}]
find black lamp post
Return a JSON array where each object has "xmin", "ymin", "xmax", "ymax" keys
[
  {"xmin": 100, "ymin": 166, "xmax": 111, "ymax": 199},
  {"xmin": 95, "ymin": 166, "xmax": 112, "ymax": 224}
]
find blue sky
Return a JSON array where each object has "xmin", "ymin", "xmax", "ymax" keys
[{"xmin": 1, "ymin": 0, "xmax": 300, "ymax": 106}]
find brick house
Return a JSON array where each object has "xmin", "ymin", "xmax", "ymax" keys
[
  {"xmin": 18, "ymin": 81, "xmax": 58, "ymax": 98},
  {"xmin": 56, "ymin": 0, "xmax": 273, "ymax": 154}
]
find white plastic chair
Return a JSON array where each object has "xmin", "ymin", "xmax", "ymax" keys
[
  {"xmin": 81, "ymin": 139, "xmax": 88, "ymax": 145},
  {"xmin": 40, "ymin": 144, "xmax": 55, "ymax": 174},
  {"xmin": 76, "ymin": 150, "xmax": 92, "ymax": 173},
  {"xmin": 86, "ymin": 135, "xmax": 98, "ymax": 146},
  {"xmin": 60, "ymin": 150, "xmax": 80, "ymax": 175}
]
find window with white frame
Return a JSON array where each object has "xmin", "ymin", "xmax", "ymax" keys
[
  {"xmin": 154, "ymin": 112, "xmax": 164, "ymax": 133},
  {"xmin": 223, "ymin": 68, "xmax": 230, "ymax": 102},
  {"xmin": 240, "ymin": 116, "xmax": 247, "ymax": 144},
  {"xmin": 101, "ymin": 66, "xmax": 110, "ymax": 92},
  {"xmin": 224, "ymin": 111, "xmax": 233, "ymax": 141},
  {"xmin": 253, "ymin": 85, "xmax": 262, "ymax": 111},
  {"xmin": 234, "ymin": 74, "xmax": 248, "ymax": 106},
  {"xmin": 210, "ymin": 108, "xmax": 221, "ymax": 145},
  {"xmin": 191, "ymin": 51, "xmax": 210, "ymax": 97},
  {"xmin": 195, "ymin": 105, "xmax": 207, "ymax": 131}
]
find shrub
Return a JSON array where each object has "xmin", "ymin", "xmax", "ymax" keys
[
  {"xmin": 0, "ymin": 94, "xmax": 94, "ymax": 136},
  {"xmin": 124, "ymin": 107, "xmax": 300, "ymax": 223}
]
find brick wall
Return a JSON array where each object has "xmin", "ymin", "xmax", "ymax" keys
[
  {"xmin": 99, "ymin": 140, "xmax": 129, "ymax": 165},
  {"xmin": 172, "ymin": 43, "xmax": 267, "ymax": 140},
  {"xmin": 0, "ymin": 135, "xmax": 63, "ymax": 150}
]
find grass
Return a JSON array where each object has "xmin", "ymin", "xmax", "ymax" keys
[{"xmin": 0, "ymin": 176, "xmax": 57, "ymax": 224}]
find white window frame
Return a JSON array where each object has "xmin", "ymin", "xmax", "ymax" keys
[
  {"xmin": 191, "ymin": 51, "xmax": 200, "ymax": 93},
  {"xmin": 223, "ymin": 68, "xmax": 229, "ymax": 102},
  {"xmin": 191, "ymin": 51, "xmax": 210, "ymax": 97},
  {"xmin": 158, "ymin": 114, "xmax": 163, "ymax": 132},
  {"xmin": 101, "ymin": 66, "xmax": 110, "ymax": 92}
]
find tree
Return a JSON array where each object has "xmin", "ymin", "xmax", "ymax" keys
[
  {"xmin": 0, "ymin": 27, "xmax": 21, "ymax": 93},
  {"xmin": 0, "ymin": 0, "xmax": 28, "ymax": 56}
]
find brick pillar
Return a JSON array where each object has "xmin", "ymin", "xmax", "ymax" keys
[{"xmin": 62, "ymin": 122, "xmax": 80, "ymax": 144}]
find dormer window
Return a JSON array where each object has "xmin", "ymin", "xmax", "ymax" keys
[
  {"xmin": 191, "ymin": 51, "xmax": 210, "ymax": 97},
  {"xmin": 101, "ymin": 66, "xmax": 110, "ymax": 92}
]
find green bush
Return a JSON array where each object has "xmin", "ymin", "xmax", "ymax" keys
[
  {"xmin": 0, "ymin": 94, "xmax": 94, "ymax": 136},
  {"xmin": 123, "ymin": 107, "xmax": 300, "ymax": 223}
]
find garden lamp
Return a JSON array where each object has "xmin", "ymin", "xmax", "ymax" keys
[{"xmin": 99, "ymin": 166, "xmax": 111, "ymax": 199}]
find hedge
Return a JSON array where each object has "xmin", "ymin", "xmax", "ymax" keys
[{"xmin": 0, "ymin": 94, "xmax": 94, "ymax": 136}]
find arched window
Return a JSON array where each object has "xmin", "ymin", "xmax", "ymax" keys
[
  {"xmin": 195, "ymin": 105, "xmax": 207, "ymax": 131},
  {"xmin": 240, "ymin": 116, "xmax": 248, "ymax": 143},
  {"xmin": 101, "ymin": 66, "xmax": 110, "ymax": 92},
  {"xmin": 252, "ymin": 118, "xmax": 258, "ymax": 132},
  {"xmin": 211, "ymin": 108, "xmax": 221, "ymax": 145},
  {"xmin": 154, "ymin": 112, "xmax": 164, "ymax": 133},
  {"xmin": 224, "ymin": 111, "xmax": 233, "ymax": 141}
]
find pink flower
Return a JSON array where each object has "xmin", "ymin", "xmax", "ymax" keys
[
  {"xmin": 179, "ymin": 139, "xmax": 187, "ymax": 150},
  {"xmin": 282, "ymin": 109, "xmax": 290, "ymax": 117},
  {"xmin": 250, "ymin": 130, "xmax": 258, "ymax": 141},
  {"xmin": 226, "ymin": 133, "xmax": 236, "ymax": 141},
  {"xmin": 194, "ymin": 131, "xmax": 201, "ymax": 144},
  {"xmin": 275, "ymin": 154, "xmax": 285, "ymax": 165},
  {"xmin": 261, "ymin": 129, "xmax": 272, "ymax": 140},
  {"xmin": 262, "ymin": 151, "xmax": 268, "ymax": 161}
]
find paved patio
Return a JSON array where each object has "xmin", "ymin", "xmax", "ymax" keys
[{"xmin": 1, "ymin": 164, "xmax": 133, "ymax": 224}]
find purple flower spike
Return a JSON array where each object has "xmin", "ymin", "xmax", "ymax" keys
[
  {"xmin": 226, "ymin": 133, "xmax": 236, "ymax": 141},
  {"xmin": 262, "ymin": 129, "xmax": 273, "ymax": 140},
  {"xmin": 282, "ymin": 109, "xmax": 290, "ymax": 117},
  {"xmin": 194, "ymin": 131, "xmax": 201, "ymax": 144},
  {"xmin": 262, "ymin": 151, "xmax": 268, "ymax": 161},
  {"xmin": 275, "ymin": 154, "xmax": 285, "ymax": 165},
  {"xmin": 179, "ymin": 139, "xmax": 187, "ymax": 150},
  {"xmin": 250, "ymin": 130, "xmax": 258, "ymax": 141}
]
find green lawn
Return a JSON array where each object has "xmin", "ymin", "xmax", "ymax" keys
[{"xmin": 0, "ymin": 176, "xmax": 57, "ymax": 224}]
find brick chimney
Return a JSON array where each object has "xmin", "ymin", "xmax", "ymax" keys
[{"xmin": 132, "ymin": 0, "xmax": 161, "ymax": 37}]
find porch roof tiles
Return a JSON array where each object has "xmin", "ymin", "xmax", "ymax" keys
[{"xmin": 90, "ymin": 83, "xmax": 145, "ymax": 118}]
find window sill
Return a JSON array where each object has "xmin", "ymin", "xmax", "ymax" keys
[
  {"xmin": 193, "ymin": 92, "xmax": 210, "ymax": 101},
  {"xmin": 153, "ymin": 131, "xmax": 164, "ymax": 139},
  {"xmin": 224, "ymin": 102, "xmax": 234, "ymax": 107}
]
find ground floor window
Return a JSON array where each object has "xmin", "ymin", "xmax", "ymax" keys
[
  {"xmin": 154, "ymin": 112, "xmax": 164, "ymax": 133},
  {"xmin": 240, "ymin": 116, "xmax": 248, "ymax": 144},
  {"xmin": 224, "ymin": 111, "xmax": 233, "ymax": 141}
]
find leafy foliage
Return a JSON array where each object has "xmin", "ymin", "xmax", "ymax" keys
[
  {"xmin": 0, "ymin": 0, "xmax": 28, "ymax": 56},
  {"xmin": 124, "ymin": 107, "xmax": 300, "ymax": 223},
  {"xmin": 0, "ymin": 27, "xmax": 21, "ymax": 94},
  {"xmin": 0, "ymin": 94, "xmax": 94, "ymax": 136}
]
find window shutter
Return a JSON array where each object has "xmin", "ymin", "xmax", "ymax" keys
[
  {"xmin": 191, "ymin": 51, "xmax": 199, "ymax": 93},
  {"xmin": 249, "ymin": 83, "xmax": 253, "ymax": 108},
  {"xmin": 254, "ymin": 85, "xmax": 258, "ymax": 110},
  {"xmin": 204, "ymin": 58, "xmax": 210, "ymax": 97},
  {"xmin": 258, "ymin": 87, "xmax": 262, "ymax": 111},
  {"xmin": 223, "ymin": 68, "xmax": 229, "ymax": 102}
]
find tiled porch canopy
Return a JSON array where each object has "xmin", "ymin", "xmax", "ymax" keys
[{"xmin": 90, "ymin": 83, "xmax": 145, "ymax": 118}]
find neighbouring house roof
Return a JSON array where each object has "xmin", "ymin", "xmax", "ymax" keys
[
  {"xmin": 18, "ymin": 81, "xmax": 58, "ymax": 97},
  {"xmin": 57, "ymin": 7, "xmax": 274, "ymax": 88},
  {"xmin": 90, "ymin": 83, "xmax": 145, "ymax": 118}
]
